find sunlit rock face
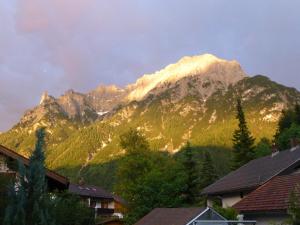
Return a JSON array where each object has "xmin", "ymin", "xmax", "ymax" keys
[
  {"xmin": 126, "ymin": 54, "xmax": 247, "ymax": 101},
  {"xmin": 15, "ymin": 54, "xmax": 248, "ymax": 128}
]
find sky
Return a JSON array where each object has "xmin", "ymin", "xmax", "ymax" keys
[{"xmin": 1, "ymin": 0, "xmax": 300, "ymax": 131}]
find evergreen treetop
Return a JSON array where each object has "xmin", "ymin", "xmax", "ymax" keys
[
  {"xmin": 231, "ymin": 98, "xmax": 255, "ymax": 170},
  {"xmin": 200, "ymin": 151, "xmax": 218, "ymax": 189},
  {"xmin": 181, "ymin": 142, "xmax": 199, "ymax": 205},
  {"xmin": 4, "ymin": 128, "xmax": 55, "ymax": 225}
]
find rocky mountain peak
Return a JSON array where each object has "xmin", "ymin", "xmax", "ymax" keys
[
  {"xmin": 39, "ymin": 91, "xmax": 54, "ymax": 105},
  {"xmin": 126, "ymin": 54, "xmax": 246, "ymax": 101}
]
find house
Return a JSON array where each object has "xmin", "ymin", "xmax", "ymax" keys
[
  {"xmin": 202, "ymin": 145, "xmax": 300, "ymax": 208},
  {"xmin": 202, "ymin": 145, "xmax": 300, "ymax": 225},
  {"xmin": 0, "ymin": 144, "xmax": 69, "ymax": 191},
  {"xmin": 134, "ymin": 207, "xmax": 255, "ymax": 225},
  {"xmin": 69, "ymin": 183, "xmax": 126, "ymax": 220},
  {"xmin": 234, "ymin": 173, "xmax": 300, "ymax": 225}
]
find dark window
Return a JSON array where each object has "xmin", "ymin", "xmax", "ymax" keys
[{"xmin": 90, "ymin": 199, "xmax": 97, "ymax": 208}]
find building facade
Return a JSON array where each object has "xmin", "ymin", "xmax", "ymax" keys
[{"xmin": 69, "ymin": 183, "xmax": 126, "ymax": 220}]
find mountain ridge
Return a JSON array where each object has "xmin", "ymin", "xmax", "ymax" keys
[
  {"xmin": 1, "ymin": 54, "xmax": 300, "ymax": 189},
  {"xmin": 17, "ymin": 54, "xmax": 247, "ymax": 126}
]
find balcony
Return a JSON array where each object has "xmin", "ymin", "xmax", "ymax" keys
[{"xmin": 96, "ymin": 208, "xmax": 114, "ymax": 216}]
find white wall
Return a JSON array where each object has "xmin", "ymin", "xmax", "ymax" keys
[
  {"xmin": 222, "ymin": 194, "xmax": 242, "ymax": 208},
  {"xmin": 207, "ymin": 193, "xmax": 245, "ymax": 208},
  {"xmin": 108, "ymin": 201, "xmax": 115, "ymax": 209}
]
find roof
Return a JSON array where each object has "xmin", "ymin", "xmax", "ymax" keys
[
  {"xmin": 69, "ymin": 183, "xmax": 114, "ymax": 199},
  {"xmin": 233, "ymin": 173, "xmax": 300, "ymax": 213},
  {"xmin": 0, "ymin": 144, "xmax": 69, "ymax": 187},
  {"xmin": 202, "ymin": 147, "xmax": 300, "ymax": 195},
  {"xmin": 134, "ymin": 208, "xmax": 205, "ymax": 225}
]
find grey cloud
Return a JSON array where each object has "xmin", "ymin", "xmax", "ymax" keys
[{"xmin": 1, "ymin": 0, "xmax": 300, "ymax": 131}]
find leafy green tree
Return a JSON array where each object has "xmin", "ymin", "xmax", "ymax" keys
[
  {"xmin": 254, "ymin": 138, "xmax": 272, "ymax": 158},
  {"xmin": 119, "ymin": 128, "xmax": 150, "ymax": 154},
  {"xmin": 213, "ymin": 204, "xmax": 238, "ymax": 220},
  {"xmin": 200, "ymin": 152, "xmax": 218, "ymax": 189},
  {"xmin": 52, "ymin": 192, "xmax": 95, "ymax": 225},
  {"xmin": 115, "ymin": 129, "xmax": 153, "ymax": 201},
  {"xmin": 277, "ymin": 124, "xmax": 300, "ymax": 150},
  {"xmin": 115, "ymin": 129, "xmax": 185, "ymax": 225},
  {"xmin": 274, "ymin": 106, "xmax": 298, "ymax": 144},
  {"xmin": 4, "ymin": 128, "xmax": 55, "ymax": 225},
  {"xmin": 181, "ymin": 142, "xmax": 199, "ymax": 205},
  {"xmin": 124, "ymin": 156, "xmax": 185, "ymax": 225},
  {"xmin": 231, "ymin": 99, "xmax": 255, "ymax": 170}
]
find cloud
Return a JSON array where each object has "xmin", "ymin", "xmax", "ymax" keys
[{"xmin": 0, "ymin": 0, "xmax": 300, "ymax": 131}]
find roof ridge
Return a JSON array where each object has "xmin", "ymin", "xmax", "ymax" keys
[{"xmin": 0, "ymin": 144, "xmax": 69, "ymax": 185}]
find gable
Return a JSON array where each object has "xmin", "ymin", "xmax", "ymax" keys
[{"xmin": 187, "ymin": 208, "xmax": 226, "ymax": 225}]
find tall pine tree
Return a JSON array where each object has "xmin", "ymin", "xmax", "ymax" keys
[
  {"xmin": 200, "ymin": 152, "xmax": 218, "ymax": 189},
  {"xmin": 4, "ymin": 128, "xmax": 55, "ymax": 225},
  {"xmin": 182, "ymin": 142, "xmax": 199, "ymax": 205},
  {"xmin": 231, "ymin": 98, "xmax": 255, "ymax": 170}
]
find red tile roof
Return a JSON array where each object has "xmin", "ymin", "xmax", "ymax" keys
[{"xmin": 233, "ymin": 173, "xmax": 300, "ymax": 212}]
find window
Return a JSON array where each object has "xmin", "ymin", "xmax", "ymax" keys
[
  {"xmin": 101, "ymin": 201, "xmax": 109, "ymax": 209},
  {"xmin": 90, "ymin": 199, "xmax": 97, "ymax": 208}
]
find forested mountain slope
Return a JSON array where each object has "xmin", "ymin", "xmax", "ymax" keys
[{"xmin": 1, "ymin": 54, "xmax": 299, "ymax": 189}]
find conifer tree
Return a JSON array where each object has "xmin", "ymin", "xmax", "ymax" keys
[
  {"xmin": 231, "ymin": 98, "xmax": 255, "ymax": 170},
  {"xmin": 3, "ymin": 162, "xmax": 26, "ymax": 225},
  {"xmin": 200, "ymin": 152, "xmax": 218, "ymax": 189},
  {"xmin": 26, "ymin": 128, "xmax": 54, "ymax": 225},
  {"xmin": 4, "ymin": 128, "xmax": 55, "ymax": 225},
  {"xmin": 182, "ymin": 142, "xmax": 199, "ymax": 205}
]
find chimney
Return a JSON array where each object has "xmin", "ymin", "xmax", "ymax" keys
[
  {"xmin": 290, "ymin": 138, "xmax": 300, "ymax": 151},
  {"xmin": 271, "ymin": 143, "xmax": 279, "ymax": 157}
]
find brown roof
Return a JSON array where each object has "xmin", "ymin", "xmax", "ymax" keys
[
  {"xmin": 202, "ymin": 147, "xmax": 300, "ymax": 195},
  {"xmin": 0, "ymin": 144, "xmax": 69, "ymax": 187},
  {"xmin": 69, "ymin": 183, "xmax": 114, "ymax": 199},
  {"xmin": 134, "ymin": 208, "xmax": 205, "ymax": 225},
  {"xmin": 233, "ymin": 173, "xmax": 300, "ymax": 213}
]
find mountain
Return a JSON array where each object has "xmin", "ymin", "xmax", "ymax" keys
[{"xmin": 1, "ymin": 54, "xmax": 300, "ymax": 189}]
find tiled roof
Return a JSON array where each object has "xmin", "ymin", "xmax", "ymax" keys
[
  {"xmin": 69, "ymin": 183, "xmax": 114, "ymax": 199},
  {"xmin": 202, "ymin": 147, "xmax": 300, "ymax": 195},
  {"xmin": 0, "ymin": 144, "xmax": 69, "ymax": 187},
  {"xmin": 233, "ymin": 173, "xmax": 300, "ymax": 212},
  {"xmin": 134, "ymin": 208, "xmax": 205, "ymax": 225}
]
